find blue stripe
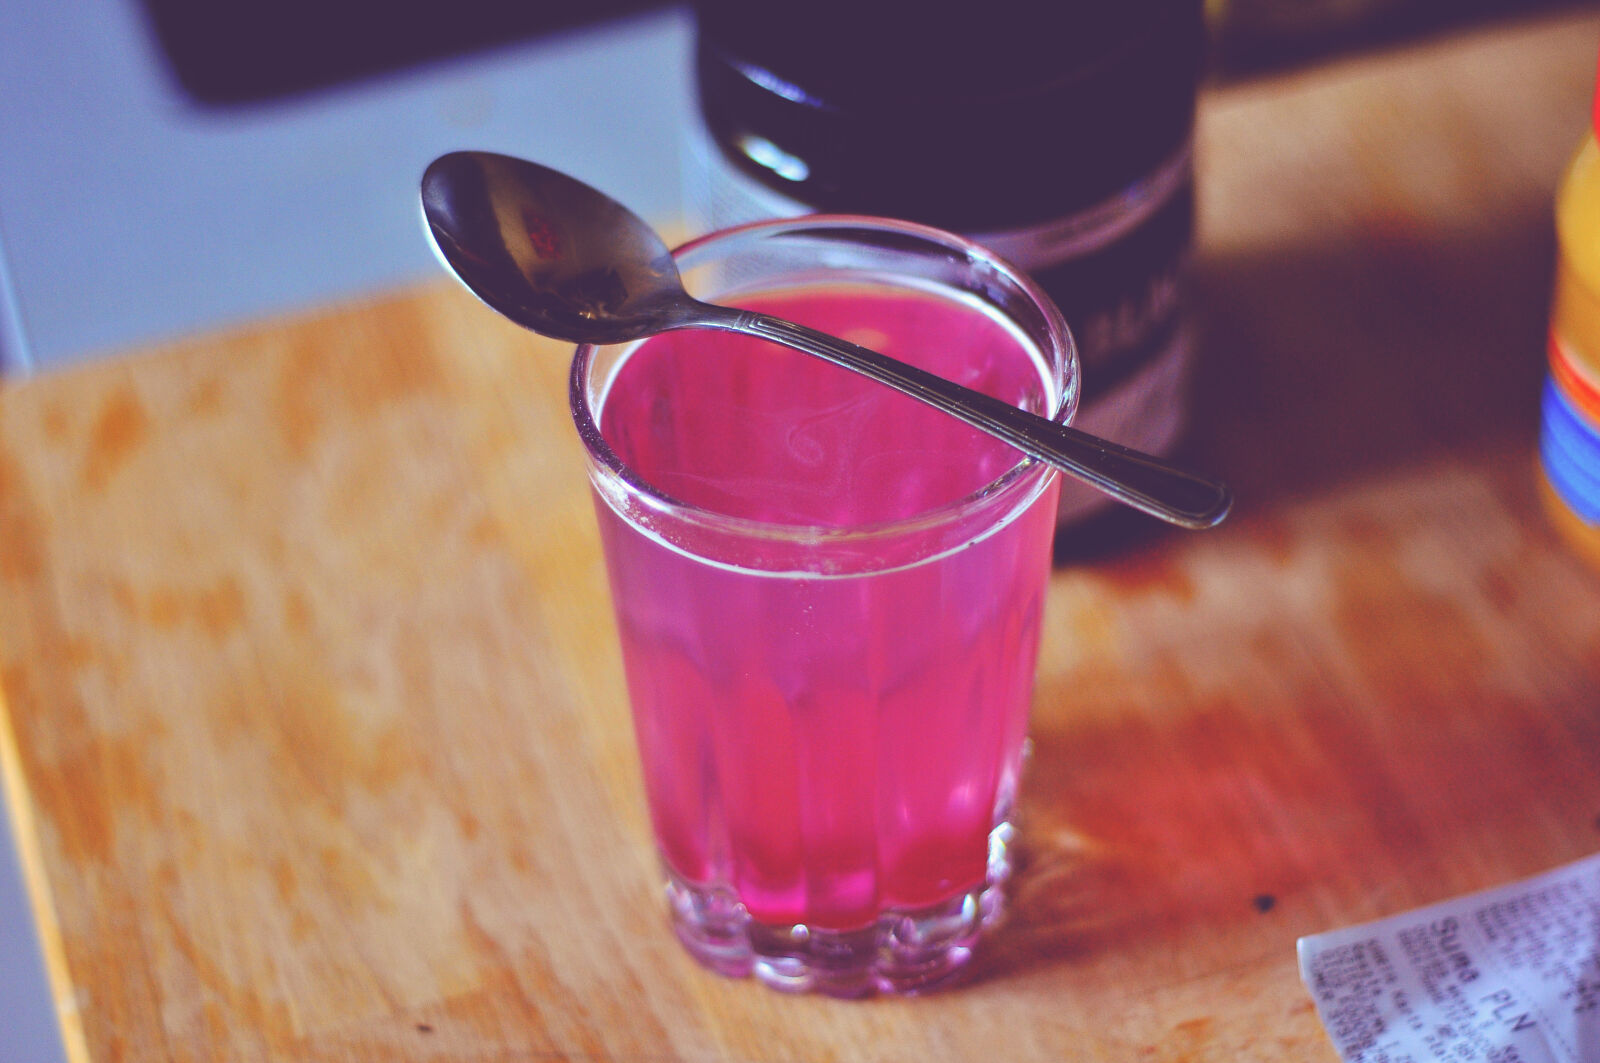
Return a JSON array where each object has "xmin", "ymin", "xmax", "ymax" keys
[{"xmin": 1541, "ymin": 375, "xmax": 1600, "ymax": 523}]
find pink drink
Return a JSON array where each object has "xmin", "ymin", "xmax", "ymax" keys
[{"xmin": 592, "ymin": 285, "xmax": 1060, "ymax": 943}]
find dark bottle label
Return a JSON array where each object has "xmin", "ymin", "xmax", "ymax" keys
[{"xmin": 971, "ymin": 146, "xmax": 1193, "ymax": 394}]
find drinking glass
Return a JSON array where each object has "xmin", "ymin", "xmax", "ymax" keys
[{"xmin": 570, "ymin": 215, "xmax": 1078, "ymax": 995}]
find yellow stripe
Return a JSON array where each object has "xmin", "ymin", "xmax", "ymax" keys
[{"xmin": 0, "ymin": 682, "xmax": 93, "ymax": 1063}]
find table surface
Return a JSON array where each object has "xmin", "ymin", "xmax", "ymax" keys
[{"xmin": 3, "ymin": 10, "xmax": 1599, "ymax": 1061}]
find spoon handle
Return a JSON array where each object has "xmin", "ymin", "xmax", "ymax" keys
[{"xmin": 714, "ymin": 308, "xmax": 1231, "ymax": 530}]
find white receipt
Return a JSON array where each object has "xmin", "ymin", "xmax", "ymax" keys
[{"xmin": 1298, "ymin": 851, "xmax": 1600, "ymax": 1063}]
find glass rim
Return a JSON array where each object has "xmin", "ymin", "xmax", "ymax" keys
[{"xmin": 568, "ymin": 213, "xmax": 1081, "ymax": 548}]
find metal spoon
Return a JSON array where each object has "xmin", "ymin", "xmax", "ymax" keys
[{"xmin": 419, "ymin": 150, "xmax": 1231, "ymax": 529}]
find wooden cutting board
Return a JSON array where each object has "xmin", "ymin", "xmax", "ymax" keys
[{"xmin": 3, "ymin": 10, "xmax": 1599, "ymax": 1061}]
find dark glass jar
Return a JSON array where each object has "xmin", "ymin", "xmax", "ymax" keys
[{"xmin": 685, "ymin": 0, "xmax": 1206, "ymax": 533}]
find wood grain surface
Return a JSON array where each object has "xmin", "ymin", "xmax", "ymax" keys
[{"xmin": 3, "ymin": 10, "xmax": 1600, "ymax": 1061}]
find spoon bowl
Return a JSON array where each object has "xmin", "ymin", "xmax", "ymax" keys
[
  {"xmin": 421, "ymin": 151, "xmax": 698, "ymax": 344},
  {"xmin": 420, "ymin": 150, "xmax": 1231, "ymax": 530}
]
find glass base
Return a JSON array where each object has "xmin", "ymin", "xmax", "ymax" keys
[{"xmin": 663, "ymin": 823, "xmax": 1014, "ymax": 998}]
